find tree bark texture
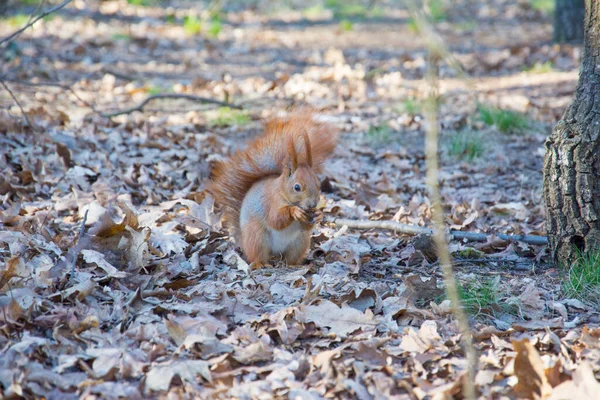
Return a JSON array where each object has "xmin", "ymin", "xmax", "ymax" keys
[
  {"xmin": 544, "ymin": 0, "xmax": 600, "ymax": 266},
  {"xmin": 554, "ymin": 0, "xmax": 585, "ymax": 44}
]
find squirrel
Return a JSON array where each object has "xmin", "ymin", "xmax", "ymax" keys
[{"xmin": 208, "ymin": 110, "xmax": 339, "ymax": 267}]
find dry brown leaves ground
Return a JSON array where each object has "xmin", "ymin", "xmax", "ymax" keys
[{"xmin": 1, "ymin": 0, "xmax": 599, "ymax": 399}]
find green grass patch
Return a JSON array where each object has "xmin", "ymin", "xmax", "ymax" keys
[
  {"xmin": 398, "ymin": 97, "xmax": 422, "ymax": 115},
  {"xmin": 562, "ymin": 250, "xmax": 600, "ymax": 305},
  {"xmin": 339, "ymin": 19, "xmax": 353, "ymax": 31},
  {"xmin": 111, "ymin": 33, "xmax": 131, "ymax": 41},
  {"xmin": 365, "ymin": 123, "xmax": 396, "ymax": 146},
  {"xmin": 456, "ymin": 247, "xmax": 485, "ymax": 259},
  {"xmin": 522, "ymin": 61, "xmax": 553, "ymax": 74},
  {"xmin": 531, "ymin": 0, "xmax": 554, "ymax": 15},
  {"xmin": 207, "ymin": 16, "xmax": 222, "ymax": 38},
  {"xmin": 145, "ymin": 85, "xmax": 167, "ymax": 96},
  {"xmin": 166, "ymin": 13, "xmax": 176, "ymax": 24},
  {"xmin": 182, "ymin": 14, "xmax": 221, "ymax": 38},
  {"xmin": 428, "ymin": 0, "xmax": 447, "ymax": 22},
  {"xmin": 4, "ymin": 14, "xmax": 29, "ymax": 27},
  {"xmin": 127, "ymin": 0, "xmax": 157, "ymax": 6},
  {"xmin": 183, "ymin": 15, "xmax": 202, "ymax": 35},
  {"xmin": 447, "ymin": 130, "xmax": 485, "ymax": 161},
  {"xmin": 458, "ymin": 278, "xmax": 500, "ymax": 317},
  {"xmin": 407, "ymin": 17, "xmax": 420, "ymax": 34},
  {"xmin": 408, "ymin": 0, "xmax": 447, "ymax": 32},
  {"xmin": 208, "ymin": 107, "xmax": 251, "ymax": 127},
  {"xmin": 323, "ymin": 0, "xmax": 382, "ymax": 19},
  {"xmin": 303, "ymin": 4, "xmax": 327, "ymax": 19},
  {"xmin": 477, "ymin": 105, "xmax": 529, "ymax": 134},
  {"xmin": 332, "ymin": 4, "xmax": 368, "ymax": 18}
]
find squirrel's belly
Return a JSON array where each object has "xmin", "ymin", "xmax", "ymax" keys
[{"xmin": 268, "ymin": 222, "xmax": 302, "ymax": 255}]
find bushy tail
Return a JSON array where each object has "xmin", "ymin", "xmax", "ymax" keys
[{"xmin": 208, "ymin": 110, "xmax": 339, "ymax": 241}]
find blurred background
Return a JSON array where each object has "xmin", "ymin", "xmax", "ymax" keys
[{"xmin": 0, "ymin": 0, "xmax": 581, "ymax": 235}]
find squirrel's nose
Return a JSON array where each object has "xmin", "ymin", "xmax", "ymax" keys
[{"xmin": 308, "ymin": 200, "xmax": 317, "ymax": 209}]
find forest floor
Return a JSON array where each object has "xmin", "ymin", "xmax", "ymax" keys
[{"xmin": 1, "ymin": 0, "xmax": 599, "ymax": 399}]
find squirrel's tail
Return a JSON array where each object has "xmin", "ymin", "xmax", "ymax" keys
[{"xmin": 208, "ymin": 110, "xmax": 339, "ymax": 241}]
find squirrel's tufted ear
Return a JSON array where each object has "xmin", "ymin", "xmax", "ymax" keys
[
  {"xmin": 301, "ymin": 131, "xmax": 313, "ymax": 167},
  {"xmin": 285, "ymin": 138, "xmax": 298, "ymax": 175}
]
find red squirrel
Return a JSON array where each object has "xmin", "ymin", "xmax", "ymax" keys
[{"xmin": 209, "ymin": 111, "xmax": 339, "ymax": 267}]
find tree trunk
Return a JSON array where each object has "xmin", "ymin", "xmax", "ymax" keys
[
  {"xmin": 554, "ymin": 0, "xmax": 585, "ymax": 44},
  {"xmin": 543, "ymin": 0, "xmax": 600, "ymax": 267}
]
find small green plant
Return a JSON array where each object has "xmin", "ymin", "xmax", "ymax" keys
[
  {"xmin": 324, "ymin": 0, "xmax": 341, "ymax": 8},
  {"xmin": 127, "ymin": 0, "xmax": 156, "ymax": 6},
  {"xmin": 458, "ymin": 278, "xmax": 500, "ymax": 317},
  {"xmin": 562, "ymin": 250, "xmax": 600, "ymax": 305},
  {"xmin": 166, "ymin": 14, "xmax": 176, "ymax": 24},
  {"xmin": 456, "ymin": 247, "xmax": 485, "ymax": 259},
  {"xmin": 183, "ymin": 15, "xmax": 202, "ymax": 35},
  {"xmin": 477, "ymin": 105, "xmax": 529, "ymax": 134},
  {"xmin": 531, "ymin": 0, "xmax": 554, "ymax": 15},
  {"xmin": 407, "ymin": 17, "xmax": 420, "ymax": 34},
  {"xmin": 428, "ymin": 0, "xmax": 447, "ymax": 22},
  {"xmin": 448, "ymin": 130, "xmax": 485, "ymax": 161},
  {"xmin": 523, "ymin": 61, "xmax": 553, "ymax": 74},
  {"xmin": 408, "ymin": 0, "xmax": 447, "ymax": 32},
  {"xmin": 303, "ymin": 4, "xmax": 326, "ymax": 19},
  {"xmin": 207, "ymin": 16, "xmax": 222, "ymax": 38},
  {"xmin": 209, "ymin": 107, "xmax": 251, "ymax": 127},
  {"xmin": 145, "ymin": 85, "xmax": 166, "ymax": 96},
  {"xmin": 324, "ymin": 0, "xmax": 381, "ymax": 19},
  {"xmin": 399, "ymin": 97, "xmax": 422, "ymax": 115},
  {"xmin": 4, "ymin": 14, "xmax": 29, "ymax": 27},
  {"xmin": 339, "ymin": 19, "xmax": 353, "ymax": 32},
  {"xmin": 364, "ymin": 67, "xmax": 385, "ymax": 81},
  {"xmin": 365, "ymin": 123, "xmax": 395, "ymax": 146},
  {"xmin": 333, "ymin": 4, "xmax": 368, "ymax": 18},
  {"xmin": 112, "ymin": 33, "xmax": 131, "ymax": 41}
]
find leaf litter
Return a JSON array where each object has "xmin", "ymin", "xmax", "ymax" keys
[{"xmin": 0, "ymin": 0, "xmax": 598, "ymax": 398}]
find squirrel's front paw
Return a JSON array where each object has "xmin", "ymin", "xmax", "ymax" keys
[
  {"xmin": 290, "ymin": 206, "xmax": 309, "ymax": 224},
  {"xmin": 310, "ymin": 209, "xmax": 323, "ymax": 224}
]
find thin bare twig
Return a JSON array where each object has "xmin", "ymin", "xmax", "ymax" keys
[
  {"xmin": 100, "ymin": 93, "xmax": 242, "ymax": 118},
  {"xmin": 0, "ymin": 0, "xmax": 74, "ymax": 46},
  {"xmin": 422, "ymin": 24, "xmax": 477, "ymax": 400},
  {"xmin": 69, "ymin": 209, "xmax": 89, "ymax": 283},
  {"xmin": 0, "ymin": 78, "xmax": 36, "ymax": 131},
  {"xmin": 332, "ymin": 218, "xmax": 548, "ymax": 246},
  {"xmin": 1, "ymin": 76, "xmax": 102, "ymax": 114}
]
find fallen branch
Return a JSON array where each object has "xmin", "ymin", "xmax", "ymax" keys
[
  {"xmin": 333, "ymin": 218, "xmax": 548, "ymax": 246},
  {"xmin": 0, "ymin": 0, "xmax": 74, "ymax": 46},
  {"xmin": 101, "ymin": 93, "xmax": 242, "ymax": 118}
]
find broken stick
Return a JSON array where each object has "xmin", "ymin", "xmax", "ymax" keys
[
  {"xmin": 332, "ymin": 218, "xmax": 548, "ymax": 246},
  {"xmin": 101, "ymin": 93, "xmax": 242, "ymax": 118}
]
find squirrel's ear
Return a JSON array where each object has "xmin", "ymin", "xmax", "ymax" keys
[
  {"xmin": 287, "ymin": 138, "xmax": 298, "ymax": 174},
  {"xmin": 301, "ymin": 132, "xmax": 313, "ymax": 167}
]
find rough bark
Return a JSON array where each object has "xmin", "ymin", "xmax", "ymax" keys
[
  {"xmin": 554, "ymin": 0, "xmax": 585, "ymax": 44},
  {"xmin": 543, "ymin": 0, "xmax": 600, "ymax": 267}
]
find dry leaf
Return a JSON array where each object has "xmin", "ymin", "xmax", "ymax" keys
[{"xmin": 512, "ymin": 338, "xmax": 552, "ymax": 399}]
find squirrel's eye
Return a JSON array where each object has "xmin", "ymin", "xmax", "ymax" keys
[{"xmin": 294, "ymin": 184, "xmax": 301, "ymax": 192}]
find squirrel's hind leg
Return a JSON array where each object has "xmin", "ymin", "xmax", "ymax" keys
[
  {"xmin": 283, "ymin": 231, "xmax": 311, "ymax": 266},
  {"xmin": 241, "ymin": 218, "xmax": 270, "ymax": 265}
]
